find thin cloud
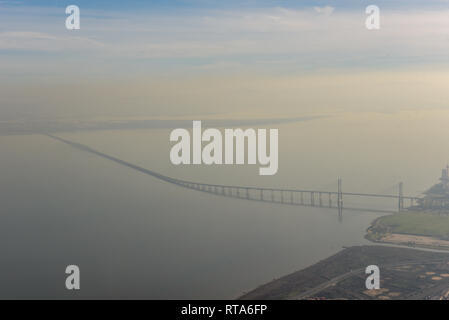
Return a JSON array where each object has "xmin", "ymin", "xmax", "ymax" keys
[
  {"xmin": 0, "ymin": 31, "xmax": 104, "ymax": 51},
  {"xmin": 314, "ymin": 6, "xmax": 335, "ymax": 15},
  {"xmin": 1, "ymin": 6, "xmax": 449, "ymax": 72}
]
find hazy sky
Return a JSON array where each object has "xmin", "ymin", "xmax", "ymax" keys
[{"xmin": 1, "ymin": 0, "xmax": 449, "ymax": 121}]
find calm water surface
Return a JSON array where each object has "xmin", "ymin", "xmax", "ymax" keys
[{"xmin": 1, "ymin": 111, "xmax": 448, "ymax": 298}]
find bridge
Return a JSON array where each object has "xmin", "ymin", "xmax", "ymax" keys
[{"xmin": 47, "ymin": 134, "xmax": 421, "ymax": 219}]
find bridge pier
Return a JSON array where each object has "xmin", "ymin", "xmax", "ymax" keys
[
  {"xmin": 171, "ymin": 178, "xmax": 416, "ymax": 217},
  {"xmin": 398, "ymin": 182, "xmax": 404, "ymax": 212},
  {"xmin": 337, "ymin": 178, "xmax": 343, "ymax": 222}
]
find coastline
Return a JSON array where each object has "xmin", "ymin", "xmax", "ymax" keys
[
  {"xmin": 239, "ymin": 245, "xmax": 449, "ymax": 300},
  {"xmin": 241, "ymin": 210, "xmax": 449, "ymax": 299},
  {"xmin": 365, "ymin": 212, "xmax": 449, "ymax": 251}
]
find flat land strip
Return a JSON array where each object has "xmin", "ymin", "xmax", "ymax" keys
[
  {"xmin": 366, "ymin": 211, "xmax": 449, "ymax": 249},
  {"xmin": 382, "ymin": 234, "xmax": 449, "ymax": 249}
]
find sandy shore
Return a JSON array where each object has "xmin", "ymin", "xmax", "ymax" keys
[{"xmin": 380, "ymin": 233, "xmax": 449, "ymax": 250}]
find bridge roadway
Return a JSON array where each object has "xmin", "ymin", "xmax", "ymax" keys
[{"xmin": 47, "ymin": 134, "xmax": 420, "ymax": 215}]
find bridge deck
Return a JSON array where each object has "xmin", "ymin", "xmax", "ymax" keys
[{"xmin": 47, "ymin": 134, "xmax": 420, "ymax": 215}]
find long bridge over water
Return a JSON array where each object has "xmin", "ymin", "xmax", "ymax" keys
[{"xmin": 47, "ymin": 134, "xmax": 421, "ymax": 220}]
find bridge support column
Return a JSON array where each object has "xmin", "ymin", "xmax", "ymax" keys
[
  {"xmin": 311, "ymin": 192, "xmax": 315, "ymax": 206},
  {"xmin": 398, "ymin": 182, "xmax": 404, "ymax": 212},
  {"xmin": 337, "ymin": 178, "xmax": 343, "ymax": 222},
  {"xmin": 319, "ymin": 192, "xmax": 323, "ymax": 207},
  {"xmin": 290, "ymin": 191, "xmax": 294, "ymax": 204}
]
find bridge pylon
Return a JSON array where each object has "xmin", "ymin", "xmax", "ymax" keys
[
  {"xmin": 337, "ymin": 178, "xmax": 343, "ymax": 221},
  {"xmin": 398, "ymin": 182, "xmax": 404, "ymax": 212}
]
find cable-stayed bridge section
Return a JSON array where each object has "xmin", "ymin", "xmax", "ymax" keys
[{"xmin": 47, "ymin": 135, "xmax": 420, "ymax": 218}]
